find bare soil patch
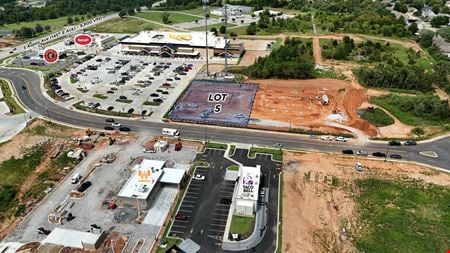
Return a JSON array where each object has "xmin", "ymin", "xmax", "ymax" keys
[
  {"xmin": 250, "ymin": 79, "xmax": 378, "ymax": 136},
  {"xmin": 239, "ymin": 50, "xmax": 270, "ymax": 66},
  {"xmin": 282, "ymin": 152, "xmax": 450, "ymax": 253}
]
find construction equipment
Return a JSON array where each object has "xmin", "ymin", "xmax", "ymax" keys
[{"xmin": 175, "ymin": 142, "xmax": 182, "ymax": 151}]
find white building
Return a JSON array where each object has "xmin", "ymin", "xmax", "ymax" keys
[
  {"xmin": 234, "ymin": 165, "xmax": 261, "ymax": 216},
  {"xmin": 116, "ymin": 160, "xmax": 186, "ymax": 209},
  {"xmin": 41, "ymin": 228, "xmax": 106, "ymax": 250}
]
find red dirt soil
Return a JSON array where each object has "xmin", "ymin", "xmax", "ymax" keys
[{"xmin": 250, "ymin": 79, "xmax": 378, "ymax": 136}]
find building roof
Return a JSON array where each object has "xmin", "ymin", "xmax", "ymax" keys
[
  {"xmin": 236, "ymin": 165, "xmax": 261, "ymax": 201},
  {"xmin": 41, "ymin": 228, "xmax": 102, "ymax": 249},
  {"xmin": 117, "ymin": 160, "xmax": 165, "ymax": 199},
  {"xmin": 121, "ymin": 31, "xmax": 226, "ymax": 49},
  {"xmin": 178, "ymin": 239, "xmax": 201, "ymax": 253},
  {"xmin": 160, "ymin": 168, "xmax": 186, "ymax": 184}
]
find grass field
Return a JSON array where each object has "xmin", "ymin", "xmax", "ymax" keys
[
  {"xmin": 230, "ymin": 215, "xmax": 255, "ymax": 238},
  {"xmin": 0, "ymin": 15, "xmax": 83, "ymax": 31},
  {"xmin": 360, "ymin": 108, "xmax": 394, "ymax": 127},
  {"xmin": 88, "ymin": 17, "xmax": 160, "ymax": 33},
  {"xmin": 136, "ymin": 11, "xmax": 200, "ymax": 24},
  {"xmin": 228, "ymin": 25, "xmax": 248, "ymax": 35},
  {"xmin": 189, "ymin": 23, "xmax": 236, "ymax": 31},
  {"xmin": 0, "ymin": 79, "xmax": 25, "ymax": 114},
  {"xmin": 370, "ymin": 97, "xmax": 419, "ymax": 126},
  {"xmin": 115, "ymin": 98, "xmax": 133, "ymax": 104},
  {"xmin": 354, "ymin": 178, "xmax": 450, "ymax": 253}
]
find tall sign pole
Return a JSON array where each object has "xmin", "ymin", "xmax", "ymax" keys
[
  {"xmin": 203, "ymin": 0, "xmax": 209, "ymax": 76},
  {"xmin": 224, "ymin": 4, "xmax": 228, "ymax": 76}
]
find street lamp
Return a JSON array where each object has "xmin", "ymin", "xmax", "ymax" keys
[
  {"xmin": 384, "ymin": 143, "xmax": 390, "ymax": 162},
  {"xmin": 203, "ymin": 0, "xmax": 209, "ymax": 76}
]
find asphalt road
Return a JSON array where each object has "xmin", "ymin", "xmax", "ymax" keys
[{"xmin": 0, "ymin": 67, "xmax": 449, "ymax": 170}]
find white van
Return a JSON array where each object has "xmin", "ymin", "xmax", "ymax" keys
[
  {"xmin": 162, "ymin": 128, "xmax": 179, "ymax": 137},
  {"xmin": 70, "ymin": 173, "xmax": 81, "ymax": 184}
]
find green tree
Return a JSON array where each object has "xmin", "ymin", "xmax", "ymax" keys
[
  {"xmin": 127, "ymin": 8, "xmax": 135, "ymax": 16},
  {"xmin": 246, "ymin": 22, "xmax": 257, "ymax": 35},
  {"xmin": 34, "ymin": 23, "xmax": 43, "ymax": 33},
  {"xmin": 67, "ymin": 16, "xmax": 74, "ymax": 24},
  {"xmin": 408, "ymin": 23, "xmax": 418, "ymax": 34},
  {"xmin": 74, "ymin": 16, "xmax": 80, "ymax": 23},
  {"xmin": 210, "ymin": 27, "xmax": 218, "ymax": 35},
  {"xmin": 431, "ymin": 16, "xmax": 449, "ymax": 28},
  {"xmin": 419, "ymin": 30, "xmax": 435, "ymax": 48},
  {"xmin": 220, "ymin": 25, "xmax": 226, "ymax": 34},
  {"xmin": 394, "ymin": 2, "xmax": 407, "ymax": 13},
  {"xmin": 119, "ymin": 10, "xmax": 126, "ymax": 18},
  {"xmin": 161, "ymin": 12, "xmax": 170, "ymax": 24}
]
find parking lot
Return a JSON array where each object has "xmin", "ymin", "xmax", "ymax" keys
[
  {"xmin": 56, "ymin": 44, "xmax": 202, "ymax": 120},
  {"xmin": 168, "ymin": 148, "xmax": 237, "ymax": 252}
]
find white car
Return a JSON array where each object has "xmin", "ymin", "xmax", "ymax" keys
[
  {"xmin": 335, "ymin": 136, "xmax": 347, "ymax": 142},
  {"xmin": 356, "ymin": 150, "xmax": 368, "ymax": 156},
  {"xmin": 355, "ymin": 161, "xmax": 363, "ymax": 171},
  {"xmin": 193, "ymin": 174, "xmax": 205, "ymax": 181},
  {"xmin": 320, "ymin": 136, "xmax": 333, "ymax": 141},
  {"xmin": 111, "ymin": 122, "xmax": 121, "ymax": 127}
]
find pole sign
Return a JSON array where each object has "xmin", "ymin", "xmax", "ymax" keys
[
  {"xmin": 74, "ymin": 34, "xmax": 93, "ymax": 46},
  {"xmin": 43, "ymin": 48, "xmax": 59, "ymax": 64}
]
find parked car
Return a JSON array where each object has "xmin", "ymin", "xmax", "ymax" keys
[
  {"xmin": 355, "ymin": 161, "xmax": 363, "ymax": 171},
  {"xmin": 106, "ymin": 90, "xmax": 114, "ymax": 94},
  {"xmin": 372, "ymin": 152, "xmax": 386, "ymax": 157},
  {"xmin": 77, "ymin": 181, "xmax": 92, "ymax": 192},
  {"xmin": 119, "ymin": 126, "xmax": 131, "ymax": 132},
  {"xmin": 308, "ymin": 135, "xmax": 317, "ymax": 139},
  {"xmin": 193, "ymin": 174, "xmax": 205, "ymax": 181},
  {"xmin": 404, "ymin": 140, "xmax": 417, "ymax": 146},
  {"xmin": 356, "ymin": 150, "xmax": 368, "ymax": 156},
  {"xmin": 107, "ymin": 106, "xmax": 114, "ymax": 111},
  {"xmin": 111, "ymin": 87, "xmax": 118, "ymax": 91},
  {"xmin": 105, "ymin": 118, "xmax": 115, "ymax": 122},
  {"xmin": 119, "ymin": 95, "xmax": 127, "ymax": 99},
  {"xmin": 104, "ymin": 126, "xmax": 114, "ymax": 130},
  {"xmin": 220, "ymin": 198, "xmax": 232, "ymax": 205},
  {"xmin": 390, "ymin": 154, "xmax": 402, "ymax": 159},
  {"xmin": 388, "ymin": 140, "xmax": 401, "ymax": 146},
  {"xmin": 342, "ymin": 149, "xmax": 354, "ymax": 155},
  {"xmin": 175, "ymin": 214, "xmax": 187, "ymax": 221},
  {"xmin": 150, "ymin": 93, "xmax": 159, "ymax": 97},
  {"xmin": 127, "ymin": 108, "xmax": 134, "ymax": 114}
]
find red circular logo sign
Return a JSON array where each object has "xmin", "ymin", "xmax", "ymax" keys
[
  {"xmin": 43, "ymin": 48, "xmax": 59, "ymax": 64},
  {"xmin": 74, "ymin": 34, "xmax": 93, "ymax": 46}
]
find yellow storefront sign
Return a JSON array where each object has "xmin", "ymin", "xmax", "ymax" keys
[{"xmin": 168, "ymin": 33, "xmax": 192, "ymax": 41}]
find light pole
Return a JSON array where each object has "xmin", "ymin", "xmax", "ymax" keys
[
  {"xmin": 224, "ymin": 3, "xmax": 228, "ymax": 76},
  {"xmin": 203, "ymin": 0, "xmax": 209, "ymax": 76},
  {"xmin": 384, "ymin": 144, "xmax": 390, "ymax": 162}
]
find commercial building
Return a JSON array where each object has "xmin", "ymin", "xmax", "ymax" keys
[
  {"xmin": 234, "ymin": 165, "xmax": 261, "ymax": 216},
  {"xmin": 211, "ymin": 4, "xmax": 252, "ymax": 17},
  {"xmin": 120, "ymin": 31, "xmax": 244, "ymax": 58},
  {"xmin": 116, "ymin": 160, "xmax": 186, "ymax": 209}
]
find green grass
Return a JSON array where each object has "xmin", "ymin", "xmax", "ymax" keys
[
  {"xmin": 93, "ymin": 94, "xmax": 108, "ymax": 100},
  {"xmin": 1, "ymin": 15, "xmax": 83, "ymax": 31},
  {"xmin": 136, "ymin": 12, "xmax": 200, "ymax": 24},
  {"xmin": 227, "ymin": 165, "xmax": 239, "ymax": 171},
  {"xmin": 229, "ymin": 144, "xmax": 236, "ymax": 156},
  {"xmin": 228, "ymin": 25, "xmax": 248, "ymax": 35},
  {"xmin": 391, "ymin": 44, "xmax": 434, "ymax": 72},
  {"xmin": 143, "ymin": 101, "xmax": 162, "ymax": 106},
  {"xmin": 272, "ymin": 38, "xmax": 283, "ymax": 50},
  {"xmin": 87, "ymin": 17, "xmax": 159, "ymax": 33},
  {"xmin": 73, "ymin": 101, "xmax": 135, "ymax": 117},
  {"xmin": 249, "ymin": 147, "xmax": 283, "ymax": 161},
  {"xmin": 370, "ymin": 97, "xmax": 418, "ymax": 126},
  {"xmin": 354, "ymin": 178, "xmax": 450, "ymax": 253},
  {"xmin": 76, "ymin": 88, "xmax": 89, "ymax": 93},
  {"xmin": 205, "ymin": 142, "xmax": 227, "ymax": 150},
  {"xmin": 229, "ymin": 215, "xmax": 255, "ymax": 238},
  {"xmin": 0, "ymin": 79, "xmax": 25, "ymax": 114},
  {"xmin": 0, "ymin": 146, "xmax": 44, "ymax": 215},
  {"xmin": 360, "ymin": 108, "xmax": 394, "ymax": 127},
  {"xmin": 189, "ymin": 22, "xmax": 237, "ymax": 31},
  {"xmin": 115, "ymin": 99, "xmax": 133, "ymax": 104}
]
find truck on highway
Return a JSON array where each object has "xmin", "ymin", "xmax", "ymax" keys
[{"xmin": 162, "ymin": 128, "xmax": 179, "ymax": 137}]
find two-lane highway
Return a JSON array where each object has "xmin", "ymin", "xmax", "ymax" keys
[{"xmin": 0, "ymin": 67, "xmax": 449, "ymax": 170}]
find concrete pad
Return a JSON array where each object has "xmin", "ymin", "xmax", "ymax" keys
[{"xmin": 142, "ymin": 186, "xmax": 178, "ymax": 226}]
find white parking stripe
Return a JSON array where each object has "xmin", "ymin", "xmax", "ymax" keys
[
  {"xmin": 172, "ymin": 224, "xmax": 187, "ymax": 228},
  {"xmin": 213, "ymin": 213, "xmax": 228, "ymax": 217},
  {"xmin": 209, "ymin": 229, "xmax": 224, "ymax": 233},
  {"xmin": 183, "ymin": 200, "xmax": 196, "ymax": 203},
  {"xmin": 179, "ymin": 209, "xmax": 193, "ymax": 212},
  {"xmin": 210, "ymin": 224, "xmax": 226, "ymax": 227},
  {"xmin": 170, "ymin": 230, "xmax": 185, "ymax": 234},
  {"xmin": 181, "ymin": 204, "xmax": 194, "ymax": 208}
]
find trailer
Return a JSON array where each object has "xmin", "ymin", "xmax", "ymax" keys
[{"xmin": 162, "ymin": 128, "xmax": 180, "ymax": 137}]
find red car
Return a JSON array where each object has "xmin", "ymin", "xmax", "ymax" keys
[{"xmin": 175, "ymin": 214, "xmax": 187, "ymax": 221}]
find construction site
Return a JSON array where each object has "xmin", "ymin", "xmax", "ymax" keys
[{"xmin": 249, "ymin": 79, "xmax": 378, "ymax": 137}]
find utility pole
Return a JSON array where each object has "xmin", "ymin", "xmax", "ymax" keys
[
  {"xmin": 224, "ymin": 3, "xmax": 228, "ymax": 76},
  {"xmin": 384, "ymin": 144, "xmax": 390, "ymax": 162},
  {"xmin": 203, "ymin": 0, "xmax": 209, "ymax": 76}
]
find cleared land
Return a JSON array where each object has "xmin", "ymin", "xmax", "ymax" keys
[
  {"xmin": 136, "ymin": 12, "xmax": 200, "ymax": 24},
  {"xmin": 282, "ymin": 152, "xmax": 450, "ymax": 253},
  {"xmin": 88, "ymin": 17, "xmax": 162, "ymax": 33},
  {"xmin": 249, "ymin": 79, "xmax": 378, "ymax": 136}
]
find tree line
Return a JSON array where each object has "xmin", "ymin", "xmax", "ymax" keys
[
  {"xmin": 0, "ymin": 0, "xmax": 155, "ymax": 26},
  {"xmin": 245, "ymin": 38, "xmax": 315, "ymax": 79}
]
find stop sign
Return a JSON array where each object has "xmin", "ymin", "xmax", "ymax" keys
[
  {"xmin": 43, "ymin": 48, "xmax": 59, "ymax": 64},
  {"xmin": 74, "ymin": 34, "xmax": 93, "ymax": 46}
]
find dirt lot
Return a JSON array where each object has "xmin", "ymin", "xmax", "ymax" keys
[
  {"xmin": 282, "ymin": 151, "xmax": 450, "ymax": 253},
  {"xmin": 239, "ymin": 50, "xmax": 271, "ymax": 66},
  {"xmin": 0, "ymin": 39, "xmax": 19, "ymax": 49},
  {"xmin": 250, "ymin": 79, "xmax": 378, "ymax": 136}
]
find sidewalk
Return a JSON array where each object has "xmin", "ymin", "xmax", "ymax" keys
[{"xmin": 0, "ymin": 112, "xmax": 36, "ymax": 143}]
